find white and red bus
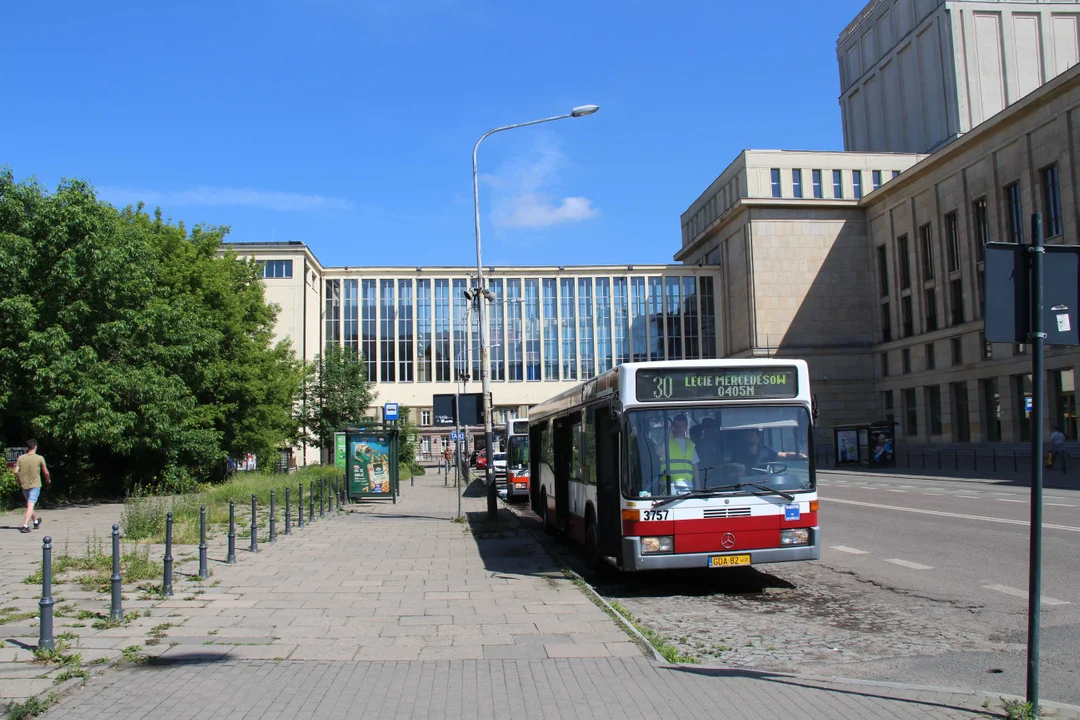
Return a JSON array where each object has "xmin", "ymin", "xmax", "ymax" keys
[
  {"xmin": 528, "ymin": 359, "xmax": 819, "ymax": 572},
  {"xmin": 503, "ymin": 418, "xmax": 530, "ymax": 503}
]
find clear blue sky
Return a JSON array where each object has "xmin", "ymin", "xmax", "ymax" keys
[{"xmin": 5, "ymin": 1, "xmax": 865, "ymax": 267}]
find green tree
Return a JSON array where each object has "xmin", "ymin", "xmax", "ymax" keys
[
  {"xmin": 0, "ymin": 170, "xmax": 305, "ymax": 495},
  {"xmin": 395, "ymin": 408, "xmax": 422, "ymax": 476},
  {"xmin": 301, "ymin": 344, "xmax": 377, "ymax": 454}
]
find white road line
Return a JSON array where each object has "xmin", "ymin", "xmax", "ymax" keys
[
  {"xmin": 830, "ymin": 546, "xmax": 869, "ymax": 555},
  {"xmin": 1047, "ymin": 503, "xmax": 1078, "ymax": 508},
  {"xmin": 921, "ymin": 492, "xmax": 944, "ymax": 496},
  {"xmin": 885, "ymin": 489, "xmax": 908, "ymax": 493},
  {"xmin": 884, "ymin": 559, "xmax": 934, "ymax": 570},
  {"xmin": 983, "ymin": 584, "xmax": 1070, "ymax": 606},
  {"xmin": 996, "ymin": 498, "xmax": 1027, "ymax": 503},
  {"xmin": 955, "ymin": 495, "xmax": 980, "ymax": 499},
  {"xmin": 826, "ymin": 497, "xmax": 1080, "ymax": 532}
]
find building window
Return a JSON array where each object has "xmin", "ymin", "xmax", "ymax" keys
[
  {"xmin": 881, "ymin": 301, "xmax": 892, "ymax": 342},
  {"xmin": 435, "ymin": 279, "xmax": 450, "ymax": 382},
  {"xmin": 876, "ymin": 245, "xmax": 889, "ymax": 297},
  {"xmin": 379, "ymin": 280, "xmax": 395, "ymax": 382},
  {"xmin": 361, "ymin": 279, "xmax": 377, "ymax": 381},
  {"xmin": 1005, "ymin": 182, "xmax": 1023, "ymax": 243},
  {"xmin": 578, "ymin": 278, "xmax": 595, "ymax": 378},
  {"xmin": 982, "ymin": 332, "xmax": 993, "ymax": 360},
  {"xmin": 325, "ymin": 279, "xmax": 341, "ymax": 346},
  {"xmin": 771, "ymin": 168, "xmax": 782, "ymax": 198},
  {"xmin": 919, "ymin": 224, "xmax": 934, "ymax": 280},
  {"xmin": 952, "ymin": 382, "xmax": 971, "ymax": 442},
  {"xmin": 648, "ymin": 276, "xmax": 664, "ymax": 361},
  {"xmin": 812, "ymin": 170, "xmax": 823, "ymax": 198},
  {"xmin": 950, "ymin": 278, "xmax": 965, "ymax": 326},
  {"xmin": 852, "ymin": 170, "xmax": 863, "ymax": 199},
  {"xmin": 977, "ymin": 266, "xmax": 985, "ymax": 318},
  {"xmin": 421, "ymin": 436, "xmax": 431, "ymax": 454},
  {"xmin": 951, "ymin": 336, "xmax": 962, "ymax": 365},
  {"xmin": 883, "ymin": 389, "xmax": 894, "ymax": 413},
  {"xmin": 1042, "ymin": 164, "xmax": 1063, "ymax": 237},
  {"xmin": 700, "ymin": 276, "xmax": 718, "ymax": 358},
  {"xmin": 417, "ymin": 280, "xmax": 433, "ymax": 382},
  {"xmin": 901, "ymin": 296, "xmax": 914, "ymax": 338},
  {"xmin": 613, "ymin": 277, "xmax": 630, "ymax": 365},
  {"xmin": 543, "ymin": 279, "xmax": 559, "ymax": 380},
  {"xmin": 924, "ymin": 288, "xmax": 938, "ymax": 332},
  {"xmin": 421, "ymin": 410, "xmax": 431, "ymax": 425},
  {"xmin": 398, "ymin": 280, "xmax": 413, "ymax": 382},
  {"xmin": 507, "ymin": 279, "xmax": 523, "ymax": 381},
  {"xmin": 682, "ymin": 276, "xmax": 699, "ymax": 360},
  {"xmin": 903, "ymin": 388, "xmax": 918, "ymax": 436},
  {"xmin": 872, "ymin": 170, "xmax": 882, "ymax": 190},
  {"xmin": 902, "ymin": 348, "xmax": 911, "ymax": 374},
  {"xmin": 344, "ymin": 279, "xmax": 359, "ymax": 355},
  {"xmin": 833, "ymin": 169, "xmax": 844, "ymax": 199},
  {"xmin": 525, "ymin": 278, "xmax": 541, "ymax": 380},
  {"xmin": 926, "ymin": 386, "xmax": 943, "ymax": 435},
  {"xmin": 261, "ymin": 260, "xmax": 293, "ymax": 279},
  {"xmin": 897, "ymin": 235, "xmax": 911, "ymax": 289},
  {"xmin": 596, "ymin": 278, "xmax": 613, "ymax": 373},
  {"xmin": 881, "ymin": 351, "xmax": 889, "ymax": 377},
  {"xmin": 945, "ymin": 212, "xmax": 960, "ymax": 273},
  {"xmin": 925, "ymin": 342, "xmax": 935, "ymax": 370},
  {"xmin": 972, "ymin": 197, "xmax": 989, "ymax": 263},
  {"xmin": 489, "ymin": 279, "xmax": 505, "ymax": 382},
  {"xmin": 631, "ymin": 277, "xmax": 647, "ymax": 361},
  {"xmin": 893, "ymin": 170, "xmax": 901, "ymax": 179},
  {"xmin": 792, "ymin": 169, "xmax": 803, "ymax": 198},
  {"xmin": 664, "ymin": 276, "xmax": 683, "ymax": 360}
]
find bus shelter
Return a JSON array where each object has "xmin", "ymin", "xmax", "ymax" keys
[
  {"xmin": 344, "ymin": 423, "xmax": 400, "ymax": 503},
  {"xmin": 832, "ymin": 422, "xmax": 896, "ymax": 467}
]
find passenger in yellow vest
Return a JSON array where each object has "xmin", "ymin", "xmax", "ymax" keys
[{"xmin": 662, "ymin": 414, "xmax": 699, "ymax": 495}]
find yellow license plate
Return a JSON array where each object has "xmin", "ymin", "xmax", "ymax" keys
[{"xmin": 709, "ymin": 554, "xmax": 751, "ymax": 568}]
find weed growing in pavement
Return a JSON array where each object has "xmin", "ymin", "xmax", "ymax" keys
[
  {"xmin": 5, "ymin": 692, "xmax": 55, "ymax": 720},
  {"xmin": 53, "ymin": 668, "xmax": 88, "ymax": 684},
  {"xmin": 0, "ymin": 607, "xmax": 37, "ymax": 626},
  {"xmin": 1001, "ymin": 699, "xmax": 1035, "ymax": 720},
  {"xmin": 54, "ymin": 632, "xmax": 78, "ymax": 642},
  {"xmin": 22, "ymin": 541, "xmax": 159, "ymax": 593},
  {"xmin": 31, "ymin": 641, "xmax": 80, "ymax": 667},
  {"xmin": 607, "ymin": 599, "xmax": 699, "ymax": 665},
  {"xmin": 121, "ymin": 645, "xmax": 148, "ymax": 665},
  {"xmin": 87, "ymin": 657, "xmax": 108, "ymax": 666}
]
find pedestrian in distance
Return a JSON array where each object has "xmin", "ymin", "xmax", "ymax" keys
[
  {"xmin": 1049, "ymin": 426, "xmax": 1066, "ymax": 468},
  {"xmin": 15, "ymin": 439, "xmax": 50, "ymax": 534}
]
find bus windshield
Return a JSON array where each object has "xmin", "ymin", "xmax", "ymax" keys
[
  {"xmin": 626, "ymin": 406, "xmax": 814, "ymax": 499},
  {"xmin": 507, "ymin": 435, "xmax": 529, "ymax": 470}
]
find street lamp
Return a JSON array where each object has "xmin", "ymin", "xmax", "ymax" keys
[{"xmin": 472, "ymin": 104, "xmax": 600, "ymax": 519}]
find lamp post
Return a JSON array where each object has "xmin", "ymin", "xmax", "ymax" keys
[{"xmin": 472, "ymin": 104, "xmax": 600, "ymax": 519}]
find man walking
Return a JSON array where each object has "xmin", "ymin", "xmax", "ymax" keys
[
  {"xmin": 1050, "ymin": 426, "xmax": 1067, "ymax": 468},
  {"xmin": 15, "ymin": 439, "xmax": 50, "ymax": 533}
]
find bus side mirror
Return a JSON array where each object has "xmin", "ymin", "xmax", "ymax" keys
[{"xmin": 811, "ymin": 395, "xmax": 820, "ymax": 423}]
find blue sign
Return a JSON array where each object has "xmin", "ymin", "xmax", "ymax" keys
[
  {"xmin": 784, "ymin": 504, "xmax": 801, "ymax": 521},
  {"xmin": 384, "ymin": 402, "xmax": 399, "ymax": 421},
  {"xmin": 1025, "ymin": 396, "xmax": 1033, "ymax": 414}
]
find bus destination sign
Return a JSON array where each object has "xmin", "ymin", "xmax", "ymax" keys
[{"xmin": 636, "ymin": 366, "xmax": 799, "ymax": 402}]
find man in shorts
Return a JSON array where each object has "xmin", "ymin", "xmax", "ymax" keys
[{"xmin": 15, "ymin": 439, "xmax": 50, "ymax": 533}]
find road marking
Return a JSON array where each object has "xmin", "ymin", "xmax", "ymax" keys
[
  {"xmin": 884, "ymin": 559, "xmax": 934, "ymax": 570},
  {"xmin": 921, "ymin": 492, "xmax": 944, "ymax": 496},
  {"xmin": 955, "ymin": 495, "xmax": 980, "ymax": 499},
  {"xmin": 983, "ymin": 584, "xmax": 1070, "ymax": 606},
  {"xmin": 996, "ymin": 498, "xmax": 1027, "ymax": 504},
  {"xmin": 826, "ymin": 498, "xmax": 1080, "ymax": 532},
  {"xmin": 831, "ymin": 546, "xmax": 869, "ymax": 555},
  {"xmin": 1047, "ymin": 503, "xmax": 1078, "ymax": 508},
  {"xmin": 885, "ymin": 489, "xmax": 908, "ymax": 493}
]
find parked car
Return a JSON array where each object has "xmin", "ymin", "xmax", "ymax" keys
[
  {"xmin": 492, "ymin": 452, "xmax": 507, "ymax": 476},
  {"xmin": 476, "ymin": 450, "xmax": 487, "ymax": 470}
]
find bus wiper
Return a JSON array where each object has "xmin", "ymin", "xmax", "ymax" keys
[
  {"xmin": 738, "ymin": 482, "xmax": 795, "ymax": 502},
  {"xmin": 649, "ymin": 487, "xmax": 727, "ymax": 509}
]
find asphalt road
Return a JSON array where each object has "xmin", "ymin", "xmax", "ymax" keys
[{"xmin": 816, "ymin": 470, "xmax": 1080, "ymax": 704}]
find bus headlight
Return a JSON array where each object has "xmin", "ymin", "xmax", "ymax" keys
[
  {"xmin": 780, "ymin": 529, "xmax": 809, "ymax": 546},
  {"xmin": 641, "ymin": 536, "xmax": 674, "ymax": 554},
  {"xmin": 513, "ymin": 483, "xmax": 527, "ymax": 491}
]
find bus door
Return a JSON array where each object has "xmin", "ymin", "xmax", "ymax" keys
[
  {"xmin": 529, "ymin": 424, "xmax": 544, "ymax": 515},
  {"xmin": 593, "ymin": 407, "xmax": 622, "ymax": 563},
  {"xmin": 554, "ymin": 413, "xmax": 576, "ymax": 531}
]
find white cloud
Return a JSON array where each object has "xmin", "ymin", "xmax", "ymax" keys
[
  {"xmin": 98, "ymin": 185, "xmax": 354, "ymax": 212},
  {"xmin": 484, "ymin": 141, "xmax": 598, "ymax": 230}
]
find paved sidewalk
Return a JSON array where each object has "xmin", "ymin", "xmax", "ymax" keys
[{"xmin": 1, "ymin": 470, "xmax": 1065, "ymax": 718}]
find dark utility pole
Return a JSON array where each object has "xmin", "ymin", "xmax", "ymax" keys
[{"xmin": 1027, "ymin": 214, "xmax": 1045, "ymax": 715}]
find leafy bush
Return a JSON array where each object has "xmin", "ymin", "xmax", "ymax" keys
[{"xmin": 0, "ymin": 466, "xmax": 20, "ymax": 510}]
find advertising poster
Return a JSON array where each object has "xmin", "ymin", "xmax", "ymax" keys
[
  {"xmin": 870, "ymin": 425, "xmax": 895, "ymax": 466},
  {"xmin": 351, "ymin": 437, "xmax": 392, "ymax": 494},
  {"xmin": 836, "ymin": 429, "xmax": 858, "ymax": 464},
  {"xmin": 335, "ymin": 432, "xmax": 347, "ymax": 469}
]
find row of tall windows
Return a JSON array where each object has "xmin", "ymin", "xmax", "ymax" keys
[{"xmin": 771, "ymin": 168, "xmax": 901, "ymax": 199}]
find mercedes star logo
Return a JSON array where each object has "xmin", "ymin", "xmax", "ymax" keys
[{"xmin": 721, "ymin": 533, "xmax": 736, "ymax": 549}]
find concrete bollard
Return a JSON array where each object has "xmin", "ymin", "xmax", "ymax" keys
[
  {"xmin": 162, "ymin": 512, "xmax": 174, "ymax": 597},
  {"xmin": 198, "ymin": 506, "xmax": 209, "ymax": 579},
  {"xmin": 38, "ymin": 536, "xmax": 54, "ymax": 651},
  {"xmin": 110, "ymin": 524, "xmax": 123, "ymax": 621},
  {"xmin": 227, "ymin": 500, "xmax": 237, "ymax": 564}
]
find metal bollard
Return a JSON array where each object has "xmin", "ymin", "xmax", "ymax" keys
[
  {"xmin": 227, "ymin": 500, "xmax": 237, "ymax": 564},
  {"xmin": 298, "ymin": 484, "xmax": 304, "ymax": 528},
  {"xmin": 250, "ymin": 495, "xmax": 259, "ymax": 553},
  {"xmin": 269, "ymin": 490, "xmax": 277, "ymax": 543},
  {"xmin": 198, "ymin": 506, "xmax": 209, "ymax": 579},
  {"xmin": 38, "ymin": 536, "xmax": 54, "ymax": 651},
  {"xmin": 320, "ymin": 479, "xmax": 325, "ymax": 518},
  {"xmin": 337, "ymin": 477, "xmax": 342, "ymax": 510},
  {"xmin": 1014, "ymin": 449, "xmax": 1018, "ymax": 473},
  {"xmin": 309, "ymin": 481, "xmax": 315, "ymax": 523},
  {"xmin": 955, "ymin": 449, "xmax": 959, "ymax": 471},
  {"xmin": 110, "ymin": 524, "xmax": 123, "ymax": 621},
  {"xmin": 993, "ymin": 448, "xmax": 997, "ymax": 472},
  {"xmin": 162, "ymin": 512, "xmax": 174, "ymax": 597},
  {"xmin": 285, "ymin": 487, "xmax": 292, "ymax": 535},
  {"xmin": 973, "ymin": 448, "xmax": 977, "ymax": 472}
]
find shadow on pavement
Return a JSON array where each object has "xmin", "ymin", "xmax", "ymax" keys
[
  {"xmin": 667, "ymin": 665, "xmax": 995, "ymax": 718},
  {"xmin": 137, "ymin": 652, "xmax": 232, "ymax": 668},
  {"xmin": 464, "ymin": 508, "xmax": 565, "ymax": 581}
]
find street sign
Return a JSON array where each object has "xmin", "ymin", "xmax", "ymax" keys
[
  {"xmin": 432, "ymin": 393, "xmax": 484, "ymax": 426},
  {"xmin": 383, "ymin": 402, "xmax": 399, "ymax": 422},
  {"xmin": 1026, "ymin": 396, "xmax": 1033, "ymax": 414},
  {"xmin": 985, "ymin": 242, "xmax": 1080, "ymax": 346}
]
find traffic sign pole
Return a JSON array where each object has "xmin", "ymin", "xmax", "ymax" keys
[{"xmin": 1027, "ymin": 214, "xmax": 1045, "ymax": 716}]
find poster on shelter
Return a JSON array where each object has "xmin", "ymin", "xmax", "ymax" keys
[
  {"xmin": 836, "ymin": 430, "xmax": 858, "ymax": 464},
  {"xmin": 351, "ymin": 437, "xmax": 391, "ymax": 494},
  {"xmin": 869, "ymin": 426, "xmax": 895, "ymax": 466}
]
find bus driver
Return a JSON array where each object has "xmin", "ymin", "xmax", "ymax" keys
[{"xmin": 730, "ymin": 428, "xmax": 804, "ymax": 472}]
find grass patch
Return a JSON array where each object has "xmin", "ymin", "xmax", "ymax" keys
[
  {"xmin": 121, "ymin": 644, "xmax": 148, "ymax": 665},
  {"xmin": 31, "ymin": 641, "xmax": 81, "ymax": 667},
  {"xmin": 22, "ymin": 540, "xmax": 159, "ymax": 593},
  {"xmin": 54, "ymin": 668, "xmax": 88, "ymax": 683},
  {"xmin": 1002, "ymin": 698, "xmax": 1035, "ymax": 720},
  {"xmin": 0, "ymin": 608, "xmax": 37, "ymax": 626},
  {"xmin": 607, "ymin": 599, "xmax": 699, "ymax": 665},
  {"xmin": 5, "ymin": 693, "xmax": 55, "ymax": 720}
]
